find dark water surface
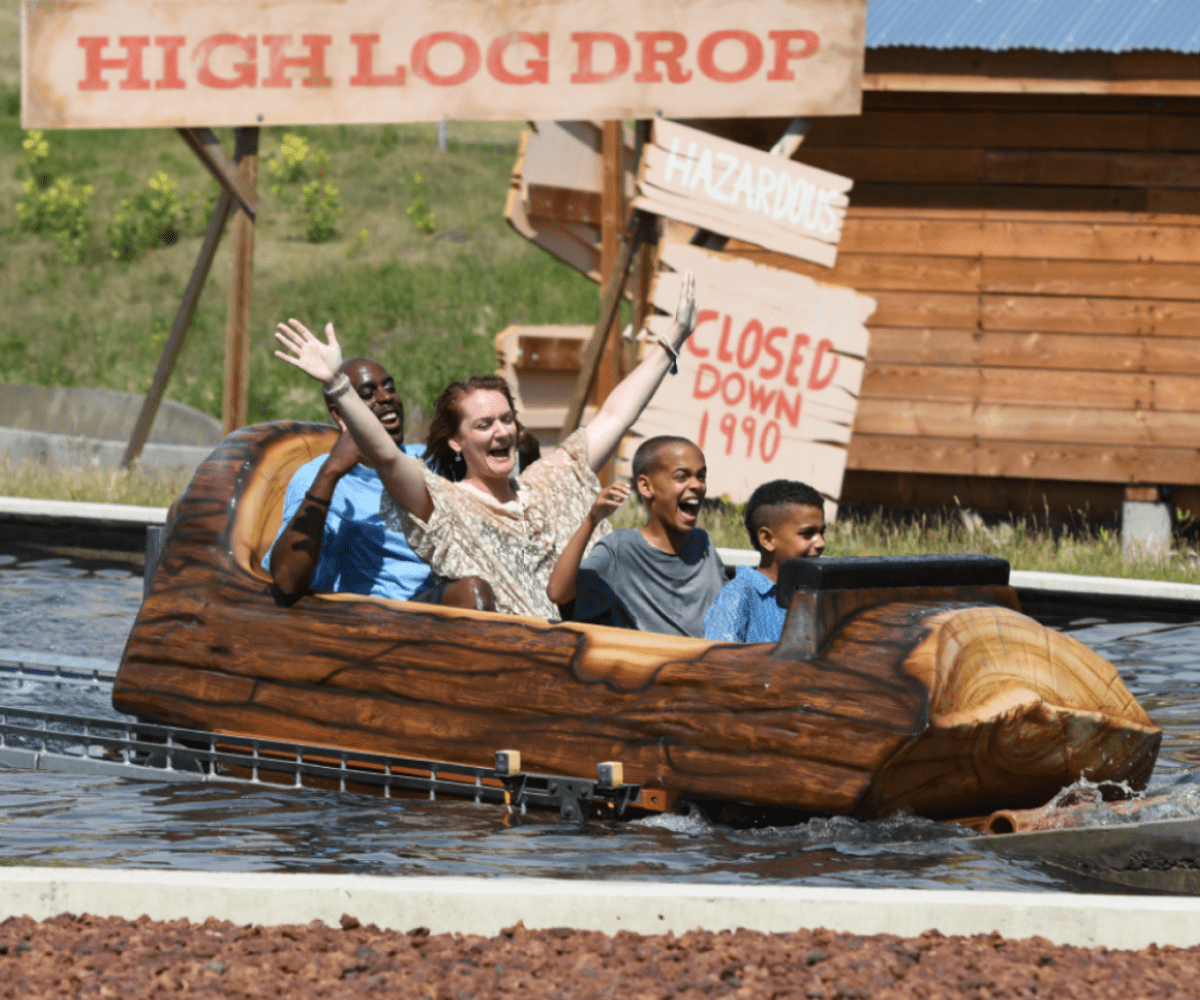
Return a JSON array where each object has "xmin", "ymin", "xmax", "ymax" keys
[{"xmin": 1, "ymin": 548, "xmax": 1198, "ymax": 892}]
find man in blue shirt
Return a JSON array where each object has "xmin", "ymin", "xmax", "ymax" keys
[
  {"xmin": 704, "ymin": 480, "xmax": 826, "ymax": 643},
  {"xmin": 265, "ymin": 356, "xmax": 494, "ymax": 610}
]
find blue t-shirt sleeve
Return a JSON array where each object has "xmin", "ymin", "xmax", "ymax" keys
[
  {"xmin": 261, "ymin": 458, "xmax": 324, "ymax": 573},
  {"xmin": 704, "ymin": 577, "xmax": 751, "ymax": 642}
]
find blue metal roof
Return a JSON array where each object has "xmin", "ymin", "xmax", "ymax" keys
[{"xmin": 866, "ymin": 0, "xmax": 1200, "ymax": 53}]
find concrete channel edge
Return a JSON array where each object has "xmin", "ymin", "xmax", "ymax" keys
[{"xmin": 1, "ymin": 869, "xmax": 1199, "ymax": 950}]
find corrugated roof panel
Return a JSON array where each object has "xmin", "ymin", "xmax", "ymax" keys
[{"xmin": 866, "ymin": 0, "xmax": 1200, "ymax": 53}]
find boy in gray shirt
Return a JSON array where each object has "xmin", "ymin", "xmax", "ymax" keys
[{"xmin": 547, "ymin": 435, "xmax": 726, "ymax": 637}]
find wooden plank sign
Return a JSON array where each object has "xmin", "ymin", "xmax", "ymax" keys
[
  {"xmin": 624, "ymin": 241, "xmax": 874, "ymax": 506},
  {"xmin": 635, "ymin": 118, "xmax": 853, "ymax": 267},
  {"xmin": 22, "ymin": 0, "xmax": 867, "ymax": 129}
]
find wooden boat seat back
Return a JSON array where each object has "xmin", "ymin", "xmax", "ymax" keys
[
  {"xmin": 229, "ymin": 422, "xmax": 338, "ymax": 580},
  {"xmin": 777, "ymin": 553, "xmax": 1010, "ymax": 607}
]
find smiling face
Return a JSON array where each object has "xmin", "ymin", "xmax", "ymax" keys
[
  {"xmin": 335, "ymin": 358, "xmax": 404, "ymax": 444},
  {"xmin": 760, "ymin": 502, "xmax": 826, "ymax": 562},
  {"xmin": 637, "ymin": 442, "xmax": 707, "ymax": 534},
  {"xmin": 451, "ymin": 388, "xmax": 518, "ymax": 482}
]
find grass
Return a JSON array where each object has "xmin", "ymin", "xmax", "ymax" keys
[
  {"xmin": 0, "ymin": 461, "xmax": 190, "ymax": 507},
  {"xmin": 612, "ymin": 502, "xmax": 1200, "ymax": 584}
]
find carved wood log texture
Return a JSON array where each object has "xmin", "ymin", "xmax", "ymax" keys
[{"xmin": 114, "ymin": 423, "xmax": 1161, "ymax": 819}]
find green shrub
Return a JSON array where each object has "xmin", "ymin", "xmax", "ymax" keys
[
  {"xmin": 301, "ymin": 180, "xmax": 342, "ymax": 242},
  {"xmin": 18, "ymin": 175, "xmax": 94, "ymax": 264},
  {"xmin": 106, "ymin": 170, "xmax": 184, "ymax": 260},
  {"xmin": 267, "ymin": 133, "xmax": 310, "ymax": 199},
  {"xmin": 22, "ymin": 129, "xmax": 52, "ymax": 189},
  {"xmin": 406, "ymin": 171, "xmax": 436, "ymax": 234}
]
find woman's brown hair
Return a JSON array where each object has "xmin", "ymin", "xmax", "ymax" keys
[{"xmin": 424, "ymin": 374, "xmax": 526, "ymax": 480}]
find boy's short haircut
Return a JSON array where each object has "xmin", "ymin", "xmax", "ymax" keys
[
  {"xmin": 631, "ymin": 435, "xmax": 696, "ymax": 504},
  {"xmin": 744, "ymin": 479, "xmax": 825, "ymax": 554}
]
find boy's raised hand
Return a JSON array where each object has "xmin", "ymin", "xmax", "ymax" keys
[
  {"xmin": 589, "ymin": 481, "xmax": 631, "ymax": 524},
  {"xmin": 274, "ymin": 319, "xmax": 344, "ymax": 386}
]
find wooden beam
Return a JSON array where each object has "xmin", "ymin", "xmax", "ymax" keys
[
  {"xmin": 120, "ymin": 188, "xmax": 235, "ymax": 469},
  {"xmin": 847, "ymin": 433, "xmax": 1200, "ymax": 487},
  {"xmin": 560, "ymin": 209, "xmax": 652, "ymax": 436},
  {"xmin": 863, "ymin": 49, "xmax": 1200, "ymax": 97},
  {"xmin": 591, "ymin": 120, "xmax": 625, "ymax": 406},
  {"xmin": 222, "ymin": 127, "xmax": 259, "ymax": 437},
  {"xmin": 177, "ymin": 127, "xmax": 258, "ymax": 220}
]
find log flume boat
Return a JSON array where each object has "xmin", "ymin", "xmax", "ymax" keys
[{"xmin": 113, "ymin": 422, "xmax": 1162, "ymax": 821}]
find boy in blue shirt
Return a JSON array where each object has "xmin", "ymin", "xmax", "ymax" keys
[{"xmin": 704, "ymin": 480, "xmax": 826, "ymax": 643}]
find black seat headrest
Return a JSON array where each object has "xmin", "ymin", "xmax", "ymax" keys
[{"xmin": 776, "ymin": 554, "xmax": 1011, "ymax": 609}]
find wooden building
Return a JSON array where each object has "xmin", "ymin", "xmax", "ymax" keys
[{"xmin": 697, "ymin": 6, "xmax": 1200, "ymax": 520}]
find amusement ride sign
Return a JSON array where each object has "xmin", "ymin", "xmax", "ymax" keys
[
  {"xmin": 627, "ymin": 242, "xmax": 874, "ymax": 507},
  {"xmin": 22, "ymin": 0, "xmax": 867, "ymax": 128}
]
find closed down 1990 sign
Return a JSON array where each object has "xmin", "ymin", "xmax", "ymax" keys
[{"xmin": 21, "ymin": 0, "xmax": 867, "ymax": 129}]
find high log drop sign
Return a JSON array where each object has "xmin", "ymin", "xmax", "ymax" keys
[{"xmin": 21, "ymin": 0, "xmax": 866, "ymax": 128}]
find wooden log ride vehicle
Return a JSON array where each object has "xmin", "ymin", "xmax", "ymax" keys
[{"xmin": 113, "ymin": 421, "xmax": 1162, "ymax": 822}]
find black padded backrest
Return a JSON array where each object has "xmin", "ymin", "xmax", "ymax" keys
[{"xmin": 776, "ymin": 554, "xmax": 1011, "ymax": 609}]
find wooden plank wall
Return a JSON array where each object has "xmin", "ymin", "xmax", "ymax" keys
[{"xmin": 701, "ymin": 93, "xmax": 1200, "ymax": 518}]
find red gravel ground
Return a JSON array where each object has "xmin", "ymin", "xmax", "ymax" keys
[{"xmin": 0, "ymin": 912, "xmax": 1196, "ymax": 999}]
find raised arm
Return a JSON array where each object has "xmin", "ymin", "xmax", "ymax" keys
[
  {"xmin": 546, "ymin": 481, "xmax": 630, "ymax": 605},
  {"xmin": 584, "ymin": 271, "xmax": 698, "ymax": 472},
  {"xmin": 274, "ymin": 319, "xmax": 434, "ymax": 521}
]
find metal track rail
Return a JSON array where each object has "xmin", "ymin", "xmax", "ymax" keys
[
  {"xmin": 0, "ymin": 705, "xmax": 642, "ymax": 820},
  {"xmin": 0, "ymin": 649, "xmax": 118, "ymax": 686}
]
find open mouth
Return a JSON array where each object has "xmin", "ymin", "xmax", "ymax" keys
[
  {"xmin": 378, "ymin": 410, "xmax": 400, "ymax": 428},
  {"xmin": 679, "ymin": 498, "xmax": 701, "ymax": 520},
  {"xmin": 488, "ymin": 445, "xmax": 512, "ymax": 461}
]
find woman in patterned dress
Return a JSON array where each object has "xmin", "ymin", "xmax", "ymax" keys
[{"xmin": 273, "ymin": 273, "xmax": 698, "ymax": 621}]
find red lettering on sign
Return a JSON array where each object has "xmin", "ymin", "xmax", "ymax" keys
[
  {"xmin": 693, "ymin": 363, "xmax": 721, "ymax": 399},
  {"xmin": 487, "ymin": 32, "xmax": 548, "ymax": 85},
  {"xmin": 697, "ymin": 410, "xmax": 708, "ymax": 449},
  {"xmin": 634, "ymin": 31, "xmax": 691, "ymax": 83},
  {"xmin": 747, "ymin": 380, "xmax": 777, "ymax": 416},
  {"xmin": 775, "ymin": 391, "xmax": 801, "ymax": 427},
  {"xmin": 570, "ymin": 32, "xmax": 629, "ymax": 84},
  {"xmin": 78, "ymin": 36, "xmax": 150, "ymax": 91},
  {"xmin": 760, "ymin": 421, "xmax": 781, "ymax": 462},
  {"xmin": 718, "ymin": 412, "xmax": 736, "ymax": 455},
  {"xmin": 412, "ymin": 32, "xmax": 481, "ymax": 87},
  {"xmin": 785, "ymin": 333, "xmax": 811, "ymax": 387},
  {"xmin": 262, "ymin": 35, "xmax": 332, "ymax": 88},
  {"xmin": 155, "ymin": 36, "xmax": 185, "ymax": 90},
  {"xmin": 195, "ymin": 34, "xmax": 256, "ymax": 89},
  {"xmin": 686, "ymin": 309, "xmax": 718, "ymax": 358},
  {"xmin": 716, "ymin": 315, "xmax": 734, "ymax": 363},
  {"xmin": 350, "ymin": 34, "xmax": 405, "ymax": 86},
  {"xmin": 767, "ymin": 30, "xmax": 819, "ymax": 81},
  {"xmin": 759, "ymin": 326, "xmax": 787, "ymax": 379},
  {"xmin": 736, "ymin": 319, "xmax": 763, "ymax": 369},
  {"xmin": 808, "ymin": 338, "xmax": 839, "ymax": 391},
  {"xmin": 697, "ymin": 30, "xmax": 762, "ymax": 83},
  {"xmin": 721, "ymin": 371, "xmax": 745, "ymax": 407}
]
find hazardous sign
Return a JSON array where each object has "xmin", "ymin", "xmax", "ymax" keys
[
  {"xmin": 626, "ymin": 241, "xmax": 874, "ymax": 505},
  {"xmin": 22, "ymin": 0, "xmax": 867, "ymax": 128}
]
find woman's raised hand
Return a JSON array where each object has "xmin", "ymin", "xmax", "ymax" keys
[
  {"xmin": 274, "ymin": 319, "xmax": 344, "ymax": 387},
  {"xmin": 670, "ymin": 270, "xmax": 699, "ymax": 348}
]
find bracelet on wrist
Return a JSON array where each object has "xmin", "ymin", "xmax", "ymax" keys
[
  {"xmin": 304, "ymin": 491, "xmax": 332, "ymax": 508},
  {"xmin": 654, "ymin": 333, "xmax": 680, "ymax": 375},
  {"xmin": 322, "ymin": 372, "xmax": 352, "ymax": 402}
]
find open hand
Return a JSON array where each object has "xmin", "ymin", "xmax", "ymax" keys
[
  {"xmin": 589, "ymin": 481, "xmax": 631, "ymax": 523},
  {"xmin": 274, "ymin": 319, "xmax": 343, "ymax": 386},
  {"xmin": 670, "ymin": 270, "xmax": 698, "ymax": 347}
]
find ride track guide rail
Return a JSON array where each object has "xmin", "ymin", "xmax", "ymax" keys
[{"xmin": 0, "ymin": 706, "xmax": 643, "ymax": 822}]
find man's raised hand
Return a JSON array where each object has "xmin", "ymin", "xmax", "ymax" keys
[{"xmin": 274, "ymin": 319, "xmax": 344, "ymax": 386}]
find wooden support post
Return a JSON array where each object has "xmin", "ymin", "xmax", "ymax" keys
[
  {"xmin": 222, "ymin": 127, "xmax": 259, "ymax": 437},
  {"xmin": 592, "ymin": 120, "xmax": 625, "ymax": 409},
  {"xmin": 121, "ymin": 188, "xmax": 235, "ymax": 468},
  {"xmin": 176, "ymin": 127, "xmax": 258, "ymax": 220},
  {"xmin": 560, "ymin": 210, "xmax": 652, "ymax": 437}
]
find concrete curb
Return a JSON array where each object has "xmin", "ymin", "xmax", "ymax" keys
[
  {"xmin": 0, "ymin": 428, "xmax": 213, "ymax": 477},
  {"xmin": 1, "ymin": 869, "xmax": 1198, "ymax": 949},
  {"xmin": 0, "ymin": 496, "xmax": 167, "ymax": 528}
]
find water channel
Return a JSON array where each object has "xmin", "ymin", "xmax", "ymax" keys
[{"xmin": 1, "ymin": 545, "xmax": 1198, "ymax": 893}]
